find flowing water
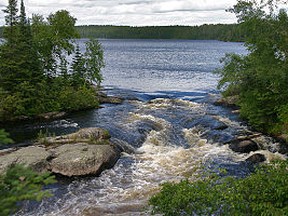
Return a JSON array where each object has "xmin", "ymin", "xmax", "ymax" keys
[{"xmin": 8, "ymin": 39, "xmax": 285, "ymax": 215}]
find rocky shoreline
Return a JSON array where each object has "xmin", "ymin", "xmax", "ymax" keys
[
  {"xmin": 0, "ymin": 91, "xmax": 125, "ymax": 178},
  {"xmin": 1, "ymin": 125, "xmax": 286, "ymax": 178},
  {"xmin": 214, "ymin": 95, "xmax": 288, "ymax": 152},
  {"xmin": 0, "ymin": 128, "xmax": 122, "ymax": 177},
  {"xmin": 0, "ymin": 95, "xmax": 287, "ymax": 178}
]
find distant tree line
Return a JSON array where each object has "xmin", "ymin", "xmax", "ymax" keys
[
  {"xmin": 1, "ymin": 24, "xmax": 247, "ymax": 41},
  {"xmin": 75, "ymin": 24, "xmax": 246, "ymax": 41}
]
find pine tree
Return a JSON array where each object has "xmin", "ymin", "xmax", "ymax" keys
[
  {"xmin": 2, "ymin": 0, "xmax": 18, "ymax": 43},
  {"xmin": 71, "ymin": 44, "xmax": 86, "ymax": 87},
  {"xmin": 0, "ymin": 0, "xmax": 42, "ymax": 92},
  {"xmin": 18, "ymin": 0, "xmax": 42, "ymax": 84}
]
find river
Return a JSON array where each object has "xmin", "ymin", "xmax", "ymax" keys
[{"xmin": 10, "ymin": 39, "xmax": 284, "ymax": 215}]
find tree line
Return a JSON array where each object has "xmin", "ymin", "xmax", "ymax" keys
[
  {"xmin": 1, "ymin": 24, "xmax": 247, "ymax": 42},
  {"xmin": 0, "ymin": 0, "xmax": 104, "ymax": 121},
  {"xmin": 76, "ymin": 24, "xmax": 246, "ymax": 41}
]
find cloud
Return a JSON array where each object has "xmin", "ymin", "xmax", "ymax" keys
[{"xmin": 0, "ymin": 0, "xmax": 238, "ymax": 26}]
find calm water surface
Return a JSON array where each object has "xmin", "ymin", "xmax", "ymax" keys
[
  {"xmin": 100, "ymin": 39, "xmax": 246, "ymax": 92},
  {"xmin": 12, "ymin": 40, "xmax": 283, "ymax": 216}
]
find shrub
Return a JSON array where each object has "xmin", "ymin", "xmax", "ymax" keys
[
  {"xmin": 0, "ymin": 165, "xmax": 56, "ymax": 216},
  {"xmin": 59, "ymin": 85, "xmax": 99, "ymax": 111},
  {"xmin": 0, "ymin": 129, "xmax": 13, "ymax": 145},
  {"xmin": 149, "ymin": 160, "xmax": 288, "ymax": 216}
]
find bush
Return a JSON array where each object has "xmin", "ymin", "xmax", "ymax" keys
[
  {"xmin": 149, "ymin": 160, "xmax": 288, "ymax": 216},
  {"xmin": 0, "ymin": 165, "xmax": 56, "ymax": 216},
  {"xmin": 0, "ymin": 129, "xmax": 13, "ymax": 145},
  {"xmin": 59, "ymin": 85, "xmax": 99, "ymax": 111}
]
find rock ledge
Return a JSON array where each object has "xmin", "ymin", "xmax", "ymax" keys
[{"xmin": 0, "ymin": 128, "xmax": 120, "ymax": 177}]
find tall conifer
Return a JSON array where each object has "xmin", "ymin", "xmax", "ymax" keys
[{"xmin": 2, "ymin": 0, "xmax": 18, "ymax": 43}]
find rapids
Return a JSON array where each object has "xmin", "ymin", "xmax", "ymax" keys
[{"xmin": 9, "ymin": 40, "xmax": 286, "ymax": 215}]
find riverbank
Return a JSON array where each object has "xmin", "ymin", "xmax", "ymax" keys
[
  {"xmin": 1, "ymin": 93, "xmax": 287, "ymax": 179},
  {"xmin": 0, "ymin": 90, "xmax": 123, "ymax": 123},
  {"xmin": 214, "ymin": 95, "xmax": 288, "ymax": 155}
]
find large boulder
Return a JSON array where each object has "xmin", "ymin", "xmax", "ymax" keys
[
  {"xmin": 0, "ymin": 128, "xmax": 121, "ymax": 177},
  {"xmin": 0, "ymin": 146, "xmax": 51, "ymax": 175},
  {"xmin": 229, "ymin": 139, "xmax": 259, "ymax": 153},
  {"xmin": 49, "ymin": 144, "xmax": 120, "ymax": 177}
]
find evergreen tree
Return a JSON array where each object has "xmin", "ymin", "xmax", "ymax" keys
[
  {"xmin": 0, "ymin": 0, "xmax": 42, "ymax": 92},
  {"xmin": 2, "ymin": 0, "xmax": 18, "ymax": 43},
  {"xmin": 59, "ymin": 55, "xmax": 69, "ymax": 80},
  {"xmin": 71, "ymin": 44, "xmax": 86, "ymax": 87}
]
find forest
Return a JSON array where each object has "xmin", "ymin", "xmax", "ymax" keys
[
  {"xmin": 76, "ymin": 24, "xmax": 246, "ymax": 41},
  {"xmin": 1, "ymin": 24, "xmax": 246, "ymax": 42}
]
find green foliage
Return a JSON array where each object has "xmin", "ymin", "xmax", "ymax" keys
[
  {"xmin": 84, "ymin": 39, "xmax": 105, "ymax": 86},
  {"xmin": 31, "ymin": 10, "xmax": 79, "ymax": 76},
  {"xmin": 37, "ymin": 129, "xmax": 56, "ymax": 145},
  {"xmin": 0, "ymin": 129, "xmax": 13, "ymax": 145},
  {"xmin": 0, "ymin": 164, "xmax": 56, "ymax": 216},
  {"xmin": 149, "ymin": 160, "xmax": 288, "ymax": 216},
  {"xmin": 0, "ymin": 1, "xmax": 104, "ymax": 121},
  {"xmin": 71, "ymin": 44, "xmax": 86, "ymax": 87},
  {"xmin": 69, "ymin": 40, "xmax": 104, "ymax": 88},
  {"xmin": 216, "ymin": 0, "xmax": 288, "ymax": 134},
  {"xmin": 76, "ymin": 24, "xmax": 247, "ymax": 42},
  {"xmin": 59, "ymin": 85, "xmax": 99, "ymax": 111}
]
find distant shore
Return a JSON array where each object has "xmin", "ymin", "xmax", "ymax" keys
[{"xmin": 0, "ymin": 24, "xmax": 246, "ymax": 42}]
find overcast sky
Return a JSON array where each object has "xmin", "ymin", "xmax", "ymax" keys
[{"xmin": 0, "ymin": 0, "xmax": 238, "ymax": 26}]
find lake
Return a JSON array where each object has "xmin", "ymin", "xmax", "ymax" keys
[{"xmin": 100, "ymin": 39, "xmax": 246, "ymax": 92}]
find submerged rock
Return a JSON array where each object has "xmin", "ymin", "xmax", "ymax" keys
[
  {"xmin": 245, "ymin": 153, "xmax": 266, "ymax": 163},
  {"xmin": 37, "ymin": 111, "xmax": 66, "ymax": 120},
  {"xmin": 0, "ymin": 128, "xmax": 121, "ymax": 177},
  {"xmin": 97, "ymin": 92, "xmax": 124, "ymax": 104},
  {"xmin": 183, "ymin": 115, "xmax": 228, "ymax": 130},
  {"xmin": 110, "ymin": 138, "xmax": 136, "ymax": 154},
  {"xmin": 229, "ymin": 139, "xmax": 259, "ymax": 153}
]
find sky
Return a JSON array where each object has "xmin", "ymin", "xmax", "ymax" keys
[{"xmin": 0, "ymin": 0, "xmax": 238, "ymax": 26}]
